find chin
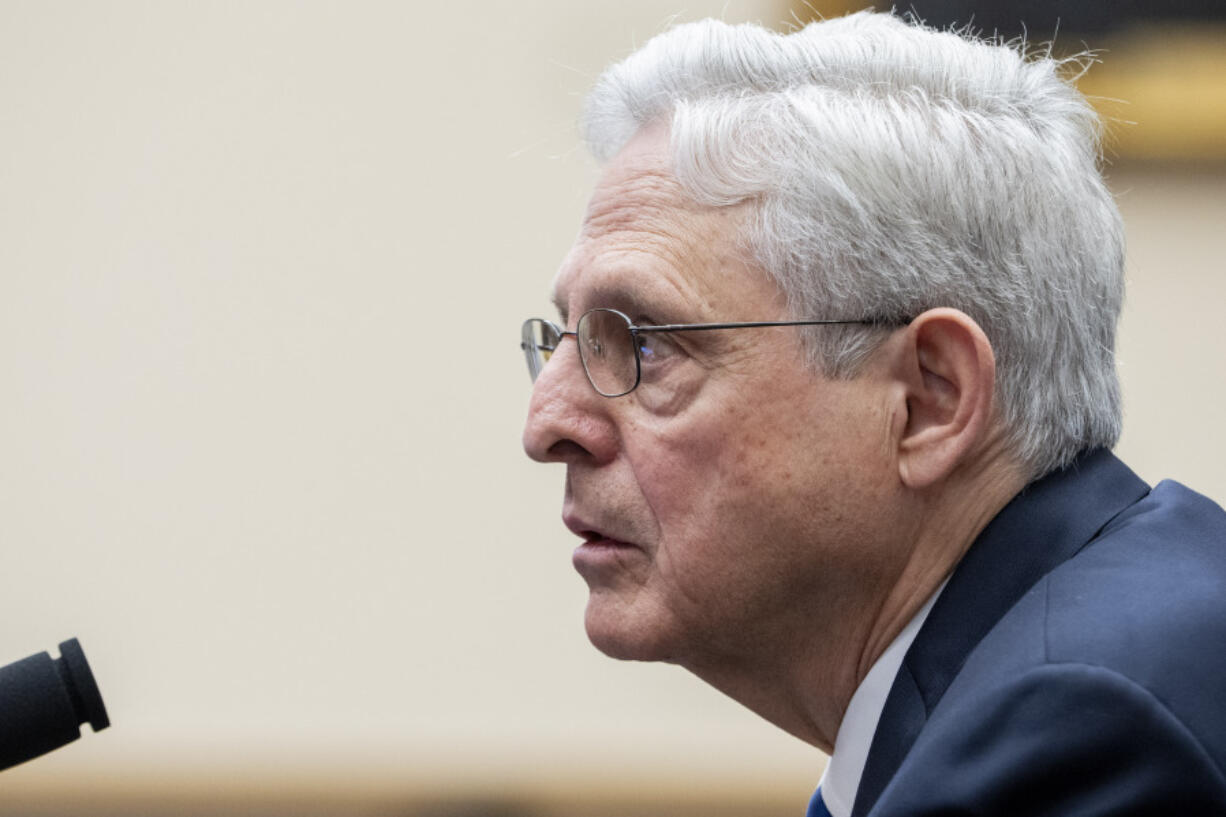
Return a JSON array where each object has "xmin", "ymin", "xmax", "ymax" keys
[{"xmin": 583, "ymin": 598, "xmax": 677, "ymax": 662}]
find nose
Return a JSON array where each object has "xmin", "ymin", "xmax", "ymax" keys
[{"xmin": 522, "ymin": 335, "xmax": 618, "ymax": 466}]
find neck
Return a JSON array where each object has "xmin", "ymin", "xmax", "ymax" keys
[{"xmin": 854, "ymin": 452, "xmax": 1026, "ymax": 683}]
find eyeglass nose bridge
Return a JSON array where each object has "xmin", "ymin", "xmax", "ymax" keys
[{"xmin": 522, "ymin": 318, "xmax": 587, "ymax": 389}]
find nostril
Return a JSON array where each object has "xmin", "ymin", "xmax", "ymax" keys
[{"xmin": 548, "ymin": 439, "xmax": 591, "ymax": 462}]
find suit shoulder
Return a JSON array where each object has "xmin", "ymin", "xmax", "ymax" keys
[
  {"xmin": 968, "ymin": 479, "xmax": 1226, "ymax": 774},
  {"xmin": 968, "ymin": 480, "xmax": 1226, "ymax": 669},
  {"xmin": 876, "ymin": 662, "xmax": 1226, "ymax": 815},
  {"xmin": 1043, "ymin": 478, "xmax": 1226, "ymax": 666}
]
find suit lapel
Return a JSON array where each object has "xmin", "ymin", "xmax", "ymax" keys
[{"xmin": 852, "ymin": 450, "xmax": 1150, "ymax": 817}]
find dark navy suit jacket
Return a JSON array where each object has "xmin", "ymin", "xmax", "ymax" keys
[{"xmin": 853, "ymin": 449, "xmax": 1226, "ymax": 816}]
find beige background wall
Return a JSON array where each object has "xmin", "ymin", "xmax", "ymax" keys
[{"xmin": 0, "ymin": 0, "xmax": 1221, "ymax": 806}]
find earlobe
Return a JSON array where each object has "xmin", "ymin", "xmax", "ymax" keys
[{"xmin": 895, "ymin": 309, "xmax": 997, "ymax": 489}]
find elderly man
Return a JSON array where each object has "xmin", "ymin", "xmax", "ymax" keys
[{"xmin": 521, "ymin": 12, "xmax": 1226, "ymax": 816}]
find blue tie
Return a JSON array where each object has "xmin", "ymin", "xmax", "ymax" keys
[{"xmin": 807, "ymin": 786, "xmax": 834, "ymax": 817}]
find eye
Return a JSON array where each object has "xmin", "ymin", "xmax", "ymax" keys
[{"xmin": 636, "ymin": 332, "xmax": 681, "ymax": 366}]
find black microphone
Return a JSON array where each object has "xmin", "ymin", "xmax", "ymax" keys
[{"xmin": 0, "ymin": 638, "xmax": 110, "ymax": 771}]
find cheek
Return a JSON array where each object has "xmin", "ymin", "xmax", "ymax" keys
[
  {"xmin": 630, "ymin": 403, "xmax": 789, "ymax": 560},
  {"xmin": 647, "ymin": 391, "xmax": 869, "ymax": 557}
]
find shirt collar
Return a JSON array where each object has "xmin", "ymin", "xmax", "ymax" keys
[{"xmin": 817, "ymin": 581, "xmax": 948, "ymax": 817}]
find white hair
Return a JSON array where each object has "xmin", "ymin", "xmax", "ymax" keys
[{"xmin": 579, "ymin": 11, "xmax": 1125, "ymax": 479}]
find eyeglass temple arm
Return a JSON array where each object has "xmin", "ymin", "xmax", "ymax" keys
[{"xmin": 632, "ymin": 317, "xmax": 912, "ymax": 333}]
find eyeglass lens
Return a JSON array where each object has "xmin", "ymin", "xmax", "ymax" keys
[
  {"xmin": 577, "ymin": 309, "xmax": 638, "ymax": 397},
  {"xmin": 522, "ymin": 319, "xmax": 560, "ymax": 382}
]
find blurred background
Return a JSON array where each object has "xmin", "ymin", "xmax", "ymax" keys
[{"xmin": 0, "ymin": 1, "xmax": 1221, "ymax": 814}]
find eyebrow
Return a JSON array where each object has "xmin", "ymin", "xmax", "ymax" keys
[{"xmin": 551, "ymin": 285, "xmax": 667, "ymax": 329}]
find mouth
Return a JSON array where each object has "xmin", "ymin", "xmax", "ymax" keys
[
  {"xmin": 571, "ymin": 530, "xmax": 641, "ymax": 578},
  {"xmin": 576, "ymin": 530, "xmax": 637, "ymax": 550},
  {"xmin": 564, "ymin": 514, "xmax": 643, "ymax": 577},
  {"xmin": 563, "ymin": 512, "xmax": 639, "ymax": 550}
]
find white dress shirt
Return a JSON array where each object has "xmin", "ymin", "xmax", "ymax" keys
[{"xmin": 817, "ymin": 582, "xmax": 947, "ymax": 817}]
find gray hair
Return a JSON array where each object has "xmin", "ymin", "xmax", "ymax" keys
[{"xmin": 580, "ymin": 12, "xmax": 1125, "ymax": 480}]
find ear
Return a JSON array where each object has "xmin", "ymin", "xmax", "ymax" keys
[{"xmin": 892, "ymin": 308, "xmax": 997, "ymax": 489}]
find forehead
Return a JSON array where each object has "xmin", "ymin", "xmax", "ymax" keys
[{"xmin": 552, "ymin": 128, "xmax": 782, "ymax": 323}]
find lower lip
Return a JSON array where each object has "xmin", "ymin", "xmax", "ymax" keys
[{"xmin": 572, "ymin": 538, "xmax": 640, "ymax": 571}]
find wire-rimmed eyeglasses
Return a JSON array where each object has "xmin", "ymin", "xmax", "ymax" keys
[{"xmin": 521, "ymin": 307, "xmax": 909, "ymax": 397}]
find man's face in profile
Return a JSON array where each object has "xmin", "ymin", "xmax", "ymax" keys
[{"xmin": 523, "ymin": 125, "xmax": 906, "ymax": 673}]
